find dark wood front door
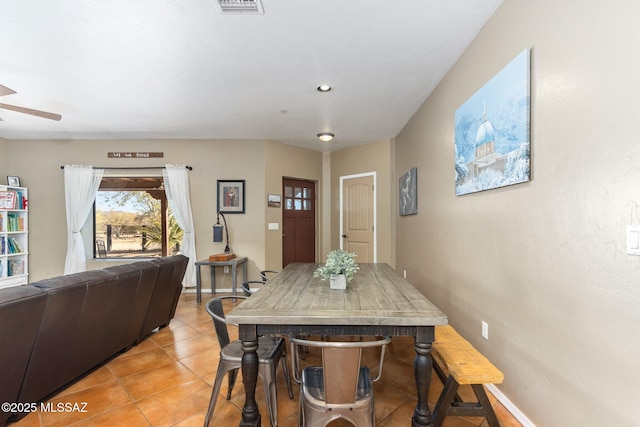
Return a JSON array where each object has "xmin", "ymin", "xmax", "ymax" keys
[{"xmin": 282, "ymin": 178, "xmax": 316, "ymax": 267}]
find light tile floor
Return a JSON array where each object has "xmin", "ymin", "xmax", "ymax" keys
[{"xmin": 12, "ymin": 293, "xmax": 522, "ymax": 427}]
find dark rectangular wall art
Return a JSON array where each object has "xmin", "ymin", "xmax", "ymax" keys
[
  {"xmin": 217, "ymin": 180, "xmax": 245, "ymax": 214},
  {"xmin": 399, "ymin": 167, "xmax": 417, "ymax": 216}
]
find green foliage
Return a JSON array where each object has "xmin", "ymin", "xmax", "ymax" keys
[
  {"xmin": 141, "ymin": 215, "xmax": 184, "ymax": 253},
  {"xmin": 96, "ymin": 190, "xmax": 183, "ymax": 255},
  {"xmin": 313, "ymin": 249, "xmax": 359, "ymax": 283}
]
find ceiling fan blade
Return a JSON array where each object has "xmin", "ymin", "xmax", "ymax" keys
[
  {"xmin": 0, "ymin": 84, "xmax": 17, "ymax": 97},
  {"xmin": 0, "ymin": 103, "xmax": 61, "ymax": 121}
]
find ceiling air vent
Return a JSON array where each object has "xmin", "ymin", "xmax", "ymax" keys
[{"xmin": 215, "ymin": 0, "xmax": 264, "ymax": 14}]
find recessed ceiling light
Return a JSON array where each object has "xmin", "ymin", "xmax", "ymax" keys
[
  {"xmin": 317, "ymin": 132, "xmax": 335, "ymax": 142},
  {"xmin": 317, "ymin": 85, "xmax": 332, "ymax": 92}
]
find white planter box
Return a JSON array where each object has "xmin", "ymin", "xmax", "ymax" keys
[{"xmin": 329, "ymin": 274, "xmax": 347, "ymax": 290}]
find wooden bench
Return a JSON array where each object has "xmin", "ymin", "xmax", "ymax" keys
[{"xmin": 431, "ymin": 324, "xmax": 504, "ymax": 427}]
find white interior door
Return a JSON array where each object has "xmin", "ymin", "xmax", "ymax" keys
[{"xmin": 340, "ymin": 173, "xmax": 376, "ymax": 263}]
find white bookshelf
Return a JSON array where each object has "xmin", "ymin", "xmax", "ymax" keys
[{"xmin": 0, "ymin": 185, "xmax": 28, "ymax": 288}]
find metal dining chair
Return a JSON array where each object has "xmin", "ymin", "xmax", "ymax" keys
[
  {"xmin": 259, "ymin": 269, "xmax": 280, "ymax": 282},
  {"xmin": 204, "ymin": 296, "xmax": 293, "ymax": 427},
  {"xmin": 240, "ymin": 269, "xmax": 278, "ymax": 296},
  {"xmin": 240, "ymin": 280, "xmax": 265, "ymax": 296},
  {"xmin": 241, "ymin": 279, "xmax": 310, "ymax": 361},
  {"xmin": 289, "ymin": 335, "xmax": 391, "ymax": 427}
]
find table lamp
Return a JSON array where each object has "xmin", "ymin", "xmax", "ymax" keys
[{"xmin": 213, "ymin": 211, "xmax": 231, "ymax": 253}]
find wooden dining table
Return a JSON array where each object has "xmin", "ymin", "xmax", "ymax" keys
[{"xmin": 225, "ymin": 262, "xmax": 448, "ymax": 427}]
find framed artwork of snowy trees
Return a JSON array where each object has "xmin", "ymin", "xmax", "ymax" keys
[{"xmin": 454, "ymin": 48, "xmax": 531, "ymax": 196}]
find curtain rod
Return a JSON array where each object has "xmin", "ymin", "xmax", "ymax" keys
[{"xmin": 60, "ymin": 165, "xmax": 192, "ymax": 170}]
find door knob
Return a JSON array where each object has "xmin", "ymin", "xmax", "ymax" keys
[{"xmin": 342, "ymin": 234, "xmax": 348, "ymax": 238}]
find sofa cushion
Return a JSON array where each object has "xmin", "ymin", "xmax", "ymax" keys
[
  {"xmin": 0, "ymin": 285, "xmax": 47, "ymax": 427},
  {"xmin": 103, "ymin": 261, "xmax": 159, "ymax": 344},
  {"xmin": 143, "ymin": 255, "xmax": 188, "ymax": 335},
  {"xmin": 19, "ymin": 272, "xmax": 96, "ymax": 403}
]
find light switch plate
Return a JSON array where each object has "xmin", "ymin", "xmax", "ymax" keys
[{"xmin": 627, "ymin": 225, "xmax": 640, "ymax": 255}]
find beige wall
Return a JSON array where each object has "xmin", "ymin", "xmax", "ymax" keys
[
  {"xmin": 330, "ymin": 139, "xmax": 394, "ymax": 266},
  {"xmin": 0, "ymin": 138, "xmax": 7, "ymax": 173},
  {"xmin": 263, "ymin": 139, "xmax": 393, "ymax": 268},
  {"xmin": 5, "ymin": 139, "xmax": 272, "ymax": 284},
  {"xmin": 264, "ymin": 141, "xmax": 324, "ymax": 270},
  {"xmin": 4, "ymin": 137, "xmax": 391, "ymax": 289},
  {"xmin": 395, "ymin": 1, "xmax": 640, "ymax": 426}
]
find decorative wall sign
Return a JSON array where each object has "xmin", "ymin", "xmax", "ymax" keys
[
  {"xmin": 399, "ymin": 167, "xmax": 417, "ymax": 216},
  {"xmin": 454, "ymin": 48, "xmax": 531, "ymax": 195},
  {"xmin": 107, "ymin": 152, "xmax": 164, "ymax": 158},
  {"xmin": 217, "ymin": 180, "xmax": 245, "ymax": 214}
]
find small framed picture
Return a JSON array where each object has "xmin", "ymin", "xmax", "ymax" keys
[
  {"xmin": 217, "ymin": 180, "xmax": 245, "ymax": 214},
  {"xmin": 7, "ymin": 176, "xmax": 20, "ymax": 187},
  {"xmin": 267, "ymin": 194, "xmax": 281, "ymax": 208}
]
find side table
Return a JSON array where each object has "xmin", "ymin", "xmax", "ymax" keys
[{"xmin": 195, "ymin": 257, "xmax": 248, "ymax": 303}]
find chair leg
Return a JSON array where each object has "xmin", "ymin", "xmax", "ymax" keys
[
  {"xmin": 261, "ymin": 364, "xmax": 279, "ymax": 427},
  {"xmin": 298, "ymin": 394, "xmax": 305, "ymax": 427},
  {"xmin": 298, "ymin": 342, "xmax": 309, "ymax": 360},
  {"xmin": 204, "ymin": 364, "xmax": 231, "ymax": 426},
  {"xmin": 281, "ymin": 351, "xmax": 294, "ymax": 399},
  {"xmin": 226, "ymin": 368, "xmax": 239, "ymax": 399}
]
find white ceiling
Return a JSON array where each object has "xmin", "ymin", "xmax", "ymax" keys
[{"xmin": 0, "ymin": 0, "xmax": 502, "ymax": 151}]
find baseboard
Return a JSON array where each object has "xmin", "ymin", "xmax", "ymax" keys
[{"xmin": 486, "ymin": 384, "xmax": 536, "ymax": 427}]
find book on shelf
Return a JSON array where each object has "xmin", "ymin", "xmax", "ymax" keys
[
  {"xmin": 6, "ymin": 237, "xmax": 24, "ymax": 254},
  {"xmin": 0, "ymin": 191, "xmax": 16, "ymax": 209},
  {"xmin": 7, "ymin": 213, "xmax": 24, "ymax": 231},
  {"xmin": 8, "ymin": 259, "xmax": 25, "ymax": 276},
  {"xmin": 14, "ymin": 191, "xmax": 27, "ymax": 210}
]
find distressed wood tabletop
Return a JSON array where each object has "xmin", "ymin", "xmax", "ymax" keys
[{"xmin": 226, "ymin": 262, "xmax": 447, "ymax": 327}]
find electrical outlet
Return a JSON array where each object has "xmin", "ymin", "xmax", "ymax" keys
[
  {"xmin": 403, "ymin": 270, "xmax": 407, "ymax": 279},
  {"xmin": 481, "ymin": 321, "xmax": 489, "ymax": 340},
  {"xmin": 224, "ymin": 266, "xmax": 229, "ymax": 273}
]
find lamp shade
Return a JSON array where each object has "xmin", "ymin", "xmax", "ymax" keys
[{"xmin": 213, "ymin": 224, "xmax": 224, "ymax": 242}]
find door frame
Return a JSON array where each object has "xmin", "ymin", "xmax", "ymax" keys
[{"xmin": 339, "ymin": 172, "xmax": 377, "ymax": 263}]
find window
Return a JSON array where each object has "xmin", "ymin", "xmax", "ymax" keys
[
  {"xmin": 284, "ymin": 185, "xmax": 312, "ymax": 211},
  {"xmin": 93, "ymin": 176, "xmax": 182, "ymax": 259}
]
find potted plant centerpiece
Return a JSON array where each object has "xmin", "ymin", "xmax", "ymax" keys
[{"xmin": 313, "ymin": 249, "xmax": 359, "ymax": 289}]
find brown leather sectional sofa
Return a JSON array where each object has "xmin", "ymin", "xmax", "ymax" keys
[{"xmin": 0, "ymin": 255, "xmax": 188, "ymax": 426}]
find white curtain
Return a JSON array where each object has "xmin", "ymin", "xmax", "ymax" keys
[
  {"xmin": 163, "ymin": 164, "xmax": 197, "ymax": 287},
  {"xmin": 63, "ymin": 165, "xmax": 104, "ymax": 274}
]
